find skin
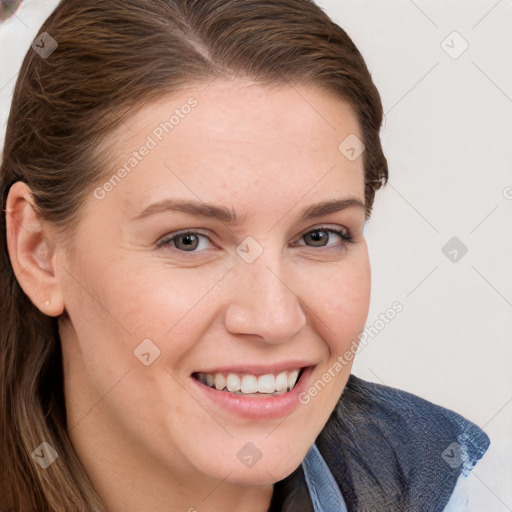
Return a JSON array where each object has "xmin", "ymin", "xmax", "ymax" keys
[{"xmin": 6, "ymin": 80, "xmax": 371, "ymax": 511}]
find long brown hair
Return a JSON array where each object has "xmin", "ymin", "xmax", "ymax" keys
[{"xmin": 0, "ymin": 1, "xmax": 388, "ymax": 510}]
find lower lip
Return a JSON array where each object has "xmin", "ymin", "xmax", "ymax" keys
[{"xmin": 191, "ymin": 366, "xmax": 314, "ymax": 420}]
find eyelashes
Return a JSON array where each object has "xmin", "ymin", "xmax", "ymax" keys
[
  {"xmin": 157, "ymin": 226, "xmax": 354, "ymax": 255},
  {"xmin": 299, "ymin": 227, "xmax": 353, "ymax": 247}
]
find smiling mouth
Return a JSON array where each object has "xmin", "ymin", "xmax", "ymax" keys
[{"xmin": 192, "ymin": 368, "xmax": 306, "ymax": 397}]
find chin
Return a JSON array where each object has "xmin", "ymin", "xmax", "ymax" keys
[
  {"xmin": 223, "ymin": 461, "xmax": 301, "ymax": 487},
  {"xmin": 196, "ymin": 441, "xmax": 307, "ymax": 487}
]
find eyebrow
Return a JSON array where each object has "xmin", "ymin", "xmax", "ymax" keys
[{"xmin": 134, "ymin": 197, "xmax": 366, "ymax": 226}]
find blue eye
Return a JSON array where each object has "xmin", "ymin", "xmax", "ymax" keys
[{"xmin": 157, "ymin": 226, "xmax": 353, "ymax": 254}]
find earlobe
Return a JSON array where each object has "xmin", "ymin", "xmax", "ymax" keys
[{"xmin": 5, "ymin": 181, "xmax": 65, "ymax": 317}]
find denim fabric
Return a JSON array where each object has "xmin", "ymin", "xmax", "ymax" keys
[
  {"xmin": 301, "ymin": 442, "xmax": 483, "ymax": 512},
  {"xmin": 302, "ymin": 443, "xmax": 348, "ymax": 512},
  {"xmin": 309, "ymin": 375, "xmax": 490, "ymax": 511}
]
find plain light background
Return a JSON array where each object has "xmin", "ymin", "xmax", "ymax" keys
[{"xmin": 1, "ymin": 1, "xmax": 511, "ymax": 509}]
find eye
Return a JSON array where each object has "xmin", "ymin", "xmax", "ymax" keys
[
  {"xmin": 157, "ymin": 226, "xmax": 353, "ymax": 254},
  {"xmin": 157, "ymin": 230, "xmax": 214, "ymax": 253},
  {"xmin": 297, "ymin": 226, "xmax": 353, "ymax": 249}
]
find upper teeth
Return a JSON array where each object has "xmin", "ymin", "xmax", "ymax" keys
[{"xmin": 196, "ymin": 369, "xmax": 301, "ymax": 395}]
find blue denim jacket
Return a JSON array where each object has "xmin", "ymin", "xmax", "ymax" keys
[{"xmin": 300, "ymin": 374, "xmax": 490, "ymax": 511}]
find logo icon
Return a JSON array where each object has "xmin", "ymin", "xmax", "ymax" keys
[
  {"xmin": 441, "ymin": 31, "xmax": 469, "ymax": 60},
  {"xmin": 237, "ymin": 442, "xmax": 263, "ymax": 468},
  {"xmin": 338, "ymin": 134, "xmax": 365, "ymax": 161},
  {"xmin": 442, "ymin": 237, "xmax": 468, "ymax": 263},
  {"xmin": 236, "ymin": 236, "xmax": 264, "ymax": 264},
  {"xmin": 32, "ymin": 442, "xmax": 59, "ymax": 469},
  {"xmin": 31, "ymin": 32, "xmax": 58, "ymax": 59},
  {"xmin": 134, "ymin": 338, "xmax": 161, "ymax": 366},
  {"xmin": 441, "ymin": 442, "xmax": 466, "ymax": 469}
]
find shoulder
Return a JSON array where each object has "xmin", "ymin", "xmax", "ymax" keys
[{"xmin": 316, "ymin": 374, "xmax": 490, "ymax": 512}]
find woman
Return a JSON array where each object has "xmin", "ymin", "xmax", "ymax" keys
[{"xmin": 0, "ymin": 1, "xmax": 489, "ymax": 510}]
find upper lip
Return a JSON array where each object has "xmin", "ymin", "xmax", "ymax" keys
[{"xmin": 192, "ymin": 361, "xmax": 316, "ymax": 376}]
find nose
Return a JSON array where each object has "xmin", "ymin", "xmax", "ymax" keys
[{"xmin": 223, "ymin": 250, "xmax": 307, "ymax": 344}]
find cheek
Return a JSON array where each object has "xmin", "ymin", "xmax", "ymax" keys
[
  {"xmin": 89, "ymin": 248, "xmax": 370, "ymax": 343},
  {"xmin": 295, "ymin": 253, "xmax": 370, "ymax": 423},
  {"xmin": 111, "ymin": 263, "xmax": 229, "ymax": 339},
  {"xmin": 68, "ymin": 258, "xmax": 229, "ymax": 378},
  {"xmin": 61, "ymin": 238, "xmax": 370, "ymax": 375},
  {"xmin": 312, "ymin": 252, "xmax": 371, "ymax": 354}
]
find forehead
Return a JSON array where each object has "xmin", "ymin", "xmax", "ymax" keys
[{"xmin": 96, "ymin": 80, "xmax": 365, "ymax": 219}]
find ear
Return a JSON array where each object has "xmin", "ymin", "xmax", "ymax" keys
[{"xmin": 5, "ymin": 181, "xmax": 65, "ymax": 317}]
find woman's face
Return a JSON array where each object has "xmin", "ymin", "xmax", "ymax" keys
[{"xmin": 56, "ymin": 80, "xmax": 370, "ymax": 494}]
